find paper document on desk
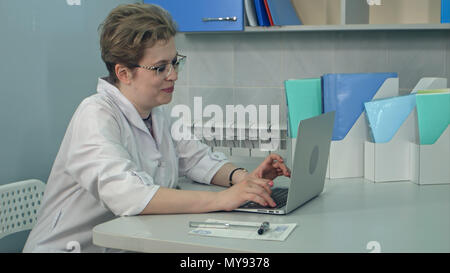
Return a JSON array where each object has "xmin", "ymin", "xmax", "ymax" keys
[{"xmin": 189, "ymin": 219, "xmax": 297, "ymax": 241}]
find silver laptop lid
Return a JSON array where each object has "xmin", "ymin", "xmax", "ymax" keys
[{"xmin": 285, "ymin": 111, "xmax": 335, "ymax": 213}]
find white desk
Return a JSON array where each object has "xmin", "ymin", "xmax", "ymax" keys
[{"xmin": 93, "ymin": 177, "xmax": 450, "ymax": 253}]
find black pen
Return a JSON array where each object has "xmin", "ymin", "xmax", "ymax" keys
[
  {"xmin": 257, "ymin": 221, "xmax": 270, "ymax": 235},
  {"xmin": 189, "ymin": 221, "xmax": 270, "ymax": 235}
]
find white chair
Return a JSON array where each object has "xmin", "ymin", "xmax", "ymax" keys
[{"xmin": 0, "ymin": 179, "xmax": 46, "ymax": 240}]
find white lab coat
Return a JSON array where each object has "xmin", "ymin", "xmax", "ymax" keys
[{"xmin": 23, "ymin": 77, "xmax": 228, "ymax": 253}]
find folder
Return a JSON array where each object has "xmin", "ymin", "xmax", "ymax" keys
[
  {"xmin": 416, "ymin": 93, "xmax": 450, "ymax": 145},
  {"xmin": 416, "ymin": 88, "xmax": 450, "ymax": 94},
  {"xmin": 364, "ymin": 94, "xmax": 416, "ymax": 143},
  {"xmin": 323, "ymin": 73, "xmax": 399, "ymax": 179},
  {"xmin": 285, "ymin": 78, "xmax": 322, "ymax": 138},
  {"xmin": 322, "ymin": 72, "xmax": 398, "ymax": 141},
  {"xmin": 411, "ymin": 78, "xmax": 448, "ymax": 93},
  {"xmin": 266, "ymin": 0, "xmax": 302, "ymax": 26},
  {"xmin": 254, "ymin": 0, "xmax": 270, "ymax": 26},
  {"xmin": 409, "ymin": 77, "xmax": 449, "ymax": 185},
  {"xmin": 244, "ymin": 0, "xmax": 258, "ymax": 27},
  {"xmin": 263, "ymin": 0, "xmax": 274, "ymax": 26},
  {"xmin": 442, "ymin": 0, "xmax": 450, "ymax": 23},
  {"xmin": 363, "ymin": 94, "xmax": 417, "ymax": 182}
]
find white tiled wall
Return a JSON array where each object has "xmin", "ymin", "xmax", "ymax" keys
[
  {"xmin": 172, "ymin": 30, "xmax": 449, "ymax": 116},
  {"xmin": 169, "ymin": 30, "xmax": 449, "ymax": 155}
]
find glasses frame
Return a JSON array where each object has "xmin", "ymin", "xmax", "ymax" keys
[{"xmin": 133, "ymin": 53, "xmax": 186, "ymax": 79}]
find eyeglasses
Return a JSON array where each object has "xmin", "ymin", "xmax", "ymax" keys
[{"xmin": 133, "ymin": 53, "xmax": 186, "ymax": 79}]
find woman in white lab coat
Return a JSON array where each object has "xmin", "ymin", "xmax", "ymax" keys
[{"xmin": 23, "ymin": 3, "xmax": 290, "ymax": 253}]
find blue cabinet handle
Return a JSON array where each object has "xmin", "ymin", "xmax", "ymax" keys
[{"xmin": 202, "ymin": 16, "xmax": 237, "ymax": 22}]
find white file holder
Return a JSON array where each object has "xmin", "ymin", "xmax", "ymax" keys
[
  {"xmin": 363, "ymin": 77, "xmax": 448, "ymax": 183},
  {"xmin": 410, "ymin": 78, "xmax": 448, "ymax": 185},
  {"xmin": 364, "ymin": 109, "xmax": 415, "ymax": 182},
  {"xmin": 411, "ymin": 77, "xmax": 447, "ymax": 93},
  {"xmin": 326, "ymin": 77, "xmax": 399, "ymax": 179},
  {"xmin": 411, "ymin": 126, "xmax": 450, "ymax": 185},
  {"xmin": 286, "ymin": 137, "xmax": 296, "ymax": 169}
]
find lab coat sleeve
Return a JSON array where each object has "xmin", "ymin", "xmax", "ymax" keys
[
  {"xmin": 175, "ymin": 139, "xmax": 229, "ymax": 184},
  {"xmin": 64, "ymin": 101, "xmax": 159, "ymax": 216},
  {"xmin": 165, "ymin": 105, "xmax": 229, "ymax": 184}
]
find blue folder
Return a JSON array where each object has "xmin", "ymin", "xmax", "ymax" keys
[
  {"xmin": 266, "ymin": 0, "xmax": 302, "ymax": 26},
  {"xmin": 364, "ymin": 94, "xmax": 416, "ymax": 143},
  {"xmin": 254, "ymin": 0, "xmax": 270, "ymax": 26},
  {"xmin": 442, "ymin": 0, "xmax": 450, "ymax": 23},
  {"xmin": 322, "ymin": 72, "xmax": 398, "ymax": 141}
]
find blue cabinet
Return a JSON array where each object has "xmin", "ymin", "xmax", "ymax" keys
[{"xmin": 144, "ymin": 0, "xmax": 244, "ymax": 32}]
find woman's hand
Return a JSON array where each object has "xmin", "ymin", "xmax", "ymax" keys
[
  {"xmin": 215, "ymin": 154, "xmax": 290, "ymax": 212},
  {"xmin": 249, "ymin": 153, "xmax": 291, "ymax": 181},
  {"xmin": 217, "ymin": 176, "xmax": 276, "ymax": 211}
]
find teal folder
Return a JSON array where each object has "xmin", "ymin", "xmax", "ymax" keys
[
  {"xmin": 416, "ymin": 88, "xmax": 450, "ymax": 94},
  {"xmin": 285, "ymin": 78, "xmax": 322, "ymax": 138},
  {"xmin": 416, "ymin": 93, "xmax": 450, "ymax": 145},
  {"xmin": 364, "ymin": 94, "xmax": 416, "ymax": 143}
]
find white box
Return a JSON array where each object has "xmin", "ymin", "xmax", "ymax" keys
[
  {"xmin": 364, "ymin": 110, "xmax": 415, "ymax": 182},
  {"xmin": 364, "ymin": 140, "xmax": 411, "ymax": 182},
  {"xmin": 411, "ymin": 126, "xmax": 450, "ymax": 185},
  {"xmin": 410, "ymin": 78, "xmax": 448, "ymax": 185},
  {"xmin": 327, "ymin": 77, "xmax": 399, "ymax": 179},
  {"xmin": 363, "ymin": 77, "xmax": 448, "ymax": 183},
  {"xmin": 411, "ymin": 77, "xmax": 447, "ymax": 93},
  {"xmin": 286, "ymin": 138, "xmax": 296, "ymax": 169}
]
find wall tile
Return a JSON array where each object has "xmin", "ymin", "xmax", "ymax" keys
[
  {"xmin": 446, "ymin": 33, "xmax": 450, "ymax": 85},
  {"xmin": 282, "ymin": 31, "xmax": 335, "ymax": 79},
  {"xmin": 334, "ymin": 31, "xmax": 389, "ymax": 74},
  {"xmin": 167, "ymin": 85, "xmax": 191, "ymax": 111},
  {"xmin": 189, "ymin": 86, "xmax": 235, "ymax": 115},
  {"xmin": 234, "ymin": 33, "xmax": 283, "ymax": 88},
  {"xmin": 387, "ymin": 30, "xmax": 447, "ymax": 89},
  {"xmin": 178, "ymin": 30, "xmax": 449, "ymax": 127},
  {"xmin": 234, "ymin": 87, "xmax": 287, "ymax": 129},
  {"xmin": 174, "ymin": 34, "xmax": 189, "ymax": 85},
  {"xmin": 184, "ymin": 34, "xmax": 234, "ymax": 87}
]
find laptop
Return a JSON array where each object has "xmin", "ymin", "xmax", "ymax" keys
[{"xmin": 234, "ymin": 111, "xmax": 335, "ymax": 215}]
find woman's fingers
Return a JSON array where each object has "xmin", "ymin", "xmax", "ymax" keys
[
  {"xmin": 246, "ymin": 193, "xmax": 271, "ymax": 207},
  {"xmin": 245, "ymin": 189, "xmax": 276, "ymax": 208},
  {"xmin": 244, "ymin": 179, "xmax": 276, "ymax": 207},
  {"xmin": 248, "ymin": 177, "xmax": 273, "ymax": 195},
  {"xmin": 273, "ymin": 160, "xmax": 291, "ymax": 175},
  {"xmin": 261, "ymin": 153, "xmax": 283, "ymax": 167}
]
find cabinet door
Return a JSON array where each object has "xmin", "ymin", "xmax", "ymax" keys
[{"xmin": 144, "ymin": 0, "xmax": 244, "ymax": 32}]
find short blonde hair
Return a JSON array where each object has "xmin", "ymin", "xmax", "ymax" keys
[{"xmin": 99, "ymin": 3, "xmax": 177, "ymax": 83}]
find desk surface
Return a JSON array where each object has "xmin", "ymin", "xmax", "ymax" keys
[{"xmin": 93, "ymin": 177, "xmax": 450, "ymax": 253}]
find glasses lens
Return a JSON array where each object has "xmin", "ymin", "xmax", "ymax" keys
[
  {"xmin": 174, "ymin": 56, "xmax": 186, "ymax": 73},
  {"xmin": 154, "ymin": 64, "xmax": 167, "ymax": 76}
]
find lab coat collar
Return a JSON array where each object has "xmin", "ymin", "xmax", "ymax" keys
[{"xmin": 96, "ymin": 77, "xmax": 163, "ymax": 142}]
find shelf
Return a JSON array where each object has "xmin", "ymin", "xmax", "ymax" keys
[
  {"xmin": 244, "ymin": 23, "xmax": 450, "ymax": 32},
  {"xmin": 183, "ymin": 24, "xmax": 450, "ymax": 34}
]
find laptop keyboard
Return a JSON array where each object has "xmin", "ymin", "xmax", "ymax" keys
[{"xmin": 239, "ymin": 188, "xmax": 288, "ymax": 209}]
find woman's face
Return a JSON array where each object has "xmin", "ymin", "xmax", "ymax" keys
[{"xmin": 127, "ymin": 37, "xmax": 178, "ymax": 115}]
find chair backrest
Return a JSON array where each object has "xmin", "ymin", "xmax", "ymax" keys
[{"xmin": 0, "ymin": 179, "xmax": 46, "ymax": 239}]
